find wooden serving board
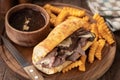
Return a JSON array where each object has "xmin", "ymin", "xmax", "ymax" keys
[{"xmin": 0, "ymin": 3, "xmax": 116, "ymax": 80}]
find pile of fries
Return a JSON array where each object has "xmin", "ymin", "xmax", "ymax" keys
[{"xmin": 43, "ymin": 4, "xmax": 115, "ymax": 73}]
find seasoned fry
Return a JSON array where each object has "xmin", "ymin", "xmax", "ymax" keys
[
  {"xmin": 62, "ymin": 60, "xmax": 82, "ymax": 73},
  {"xmin": 44, "ymin": 4, "xmax": 62, "ymax": 14},
  {"xmin": 55, "ymin": 9, "xmax": 68, "ymax": 26},
  {"xmin": 63, "ymin": 7, "xmax": 85, "ymax": 17},
  {"xmin": 95, "ymin": 39, "xmax": 106, "ymax": 60},
  {"xmin": 79, "ymin": 55, "xmax": 87, "ymax": 71},
  {"xmin": 88, "ymin": 41, "xmax": 99, "ymax": 63}
]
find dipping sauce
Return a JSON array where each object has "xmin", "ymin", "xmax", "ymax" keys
[{"xmin": 9, "ymin": 8, "xmax": 45, "ymax": 31}]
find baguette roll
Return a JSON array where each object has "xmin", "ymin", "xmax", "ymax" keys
[{"xmin": 32, "ymin": 17, "xmax": 93, "ymax": 74}]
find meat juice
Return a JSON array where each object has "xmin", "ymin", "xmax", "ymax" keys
[{"xmin": 9, "ymin": 8, "xmax": 45, "ymax": 31}]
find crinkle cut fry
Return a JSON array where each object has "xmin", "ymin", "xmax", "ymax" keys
[
  {"xmin": 95, "ymin": 39, "xmax": 106, "ymax": 60},
  {"xmin": 93, "ymin": 13, "xmax": 101, "ymax": 21},
  {"xmin": 98, "ymin": 23, "xmax": 115, "ymax": 45},
  {"xmin": 97, "ymin": 17, "xmax": 104, "ymax": 24},
  {"xmin": 50, "ymin": 18, "xmax": 56, "ymax": 26},
  {"xmin": 79, "ymin": 55, "xmax": 87, "ymax": 71},
  {"xmin": 81, "ymin": 21, "xmax": 90, "ymax": 30},
  {"xmin": 45, "ymin": 9, "xmax": 57, "ymax": 25},
  {"xmin": 93, "ymin": 13, "xmax": 99, "ymax": 20},
  {"xmin": 55, "ymin": 9, "xmax": 69, "ymax": 26},
  {"xmin": 93, "ymin": 13, "xmax": 115, "ymax": 44},
  {"xmin": 62, "ymin": 60, "xmax": 82, "ymax": 73},
  {"xmin": 88, "ymin": 41, "xmax": 99, "ymax": 63},
  {"xmin": 96, "ymin": 23, "xmax": 102, "ymax": 38},
  {"xmin": 93, "ymin": 13, "xmax": 103, "ymax": 39},
  {"xmin": 63, "ymin": 7, "xmax": 85, "ymax": 17},
  {"xmin": 44, "ymin": 4, "xmax": 62, "ymax": 14},
  {"xmin": 93, "ymin": 13, "xmax": 105, "ymax": 24},
  {"xmin": 90, "ymin": 23, "xmax": 98, "ymax": 41},
  {"xmin": 45, "ymin": 8, "xmax": 57, "ymax": 18},
  {"xmin": 82, "ymin": 16, "xmax": 89, "ymax": 22},
  {"xmin": 101, "ymin": 23, "xmax": 113, "ymax": 39}
]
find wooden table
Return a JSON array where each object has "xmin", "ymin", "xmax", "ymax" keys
[{"xmin": 0, "ymin": 0, "xmax": 120, "ymax": 80}]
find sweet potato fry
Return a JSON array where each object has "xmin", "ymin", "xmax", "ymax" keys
[
  {"xmin": 62, "ymin": 60, "xmax": 82, "ymax": 73},
  {"xmin": 95, "ymin": 39, "xmax": 106, "ymax": 60},
  {"xmin": 79, "ymin": 55, "xmax": 87, "ymax": 71}
]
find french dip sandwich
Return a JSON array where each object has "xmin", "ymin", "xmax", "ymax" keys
[{"xmin": 32, "ymin": 17, "xmax": 95, "ymax": 74}]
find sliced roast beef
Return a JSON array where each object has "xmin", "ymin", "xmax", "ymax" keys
[
  {"xmin": 38, "ymin": 28, "xmax": 94, "ymax": 68},
  {"xmin": 67, "ymin": 52, "xmax": 81, "ymax": 61},
  {"xmin": 79, "ymin": 38, "xmax": 88, "ymax": 47},
  {"xmin": 67, "ymin": 42, "xmax": 85, "ymax": 61},
  {"xmin": 37, "ymin": 48, "xmax": 58, "ymax": 68},
  {"xmin": 52, "ymin": 52, "xmax": 68, "ymax": 67}
]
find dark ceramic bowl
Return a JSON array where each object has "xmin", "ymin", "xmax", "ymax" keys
[{"xmin": 5, "ymin": 3, "xmax": 50, "ymax": 47}]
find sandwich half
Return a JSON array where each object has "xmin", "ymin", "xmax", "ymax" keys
[{"xmin": 32, "ymin": 17, "xmax": 95, "ymax": 74}]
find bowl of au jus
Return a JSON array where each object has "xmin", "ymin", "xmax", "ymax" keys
[{"xmin": 5, "ymin": 3, "xmax": 50, "ymax": 47}]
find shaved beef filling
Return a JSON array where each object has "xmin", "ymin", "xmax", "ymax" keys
[{"xmin": 37, "ymin": 28, "xmax": 95, "ymax": 68}]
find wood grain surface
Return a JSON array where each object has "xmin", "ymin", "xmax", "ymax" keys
[{"xmin": 0, "ymin": 0, "xmax": 120, "ymax": 80}]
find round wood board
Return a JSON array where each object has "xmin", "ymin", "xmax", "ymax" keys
[{"xmin": 0, "ymin": 3, "xmax": 116, "ymax": 80}]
